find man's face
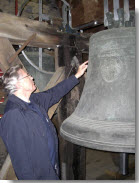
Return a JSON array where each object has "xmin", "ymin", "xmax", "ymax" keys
[{"xmin": 17, "ymin": 69, "xmax": 36, "ymax": 93}]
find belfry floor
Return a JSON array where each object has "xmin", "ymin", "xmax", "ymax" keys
[{"xmin": 86, "ymin": 148, "xmax": 135, "ymax": 180}]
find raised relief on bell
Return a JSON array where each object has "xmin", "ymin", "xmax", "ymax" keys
[{"xmin": 100, "ymin": 57, "xmax": 123, "ymax": 83}]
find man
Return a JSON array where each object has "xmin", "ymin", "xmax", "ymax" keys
[{"xmin": 0, "ymin": 61, "xmax": 88, "ymax": 180}]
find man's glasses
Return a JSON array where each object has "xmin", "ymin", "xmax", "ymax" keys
[{"xmin": 18, "ymin": 74, "xmax": 31, "ymax": 80}]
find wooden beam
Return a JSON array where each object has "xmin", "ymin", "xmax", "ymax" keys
[
  {"xmin": 0, "ymin": 12, "xmax": 89, "ymax": 50},
  {"xmin": 0, "ymin": 37, "xmax": 24, "ymax": 72},
  {"xmin": 0, "ymin": 12, "xmax": 61, "ymax": 48},
  {"xmin": 8, "ymin": 33, "xmax": 36, "ymax": 64}
]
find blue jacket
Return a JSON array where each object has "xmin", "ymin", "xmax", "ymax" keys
[{"xmin": 0, "ymin": 75, "xmax": 79, "ymax": 180}]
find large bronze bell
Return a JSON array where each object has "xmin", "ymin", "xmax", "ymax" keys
[{"xmin": 60, "ymin": 27, "xmax": 135, "ymax": 153}]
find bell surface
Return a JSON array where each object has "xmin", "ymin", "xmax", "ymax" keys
[{"xmin": 60, "ymin": 27, "xmax": 135, "ymax": 153}]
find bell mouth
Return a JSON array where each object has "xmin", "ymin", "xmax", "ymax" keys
[{"xmin": 60, "ymin": 114, "xmax": 135, "ymax": 153}]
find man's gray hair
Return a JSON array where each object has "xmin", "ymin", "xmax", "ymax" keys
[{"xmin": 2, "ymin": 64, "xmax": 23, "ymax": 94}]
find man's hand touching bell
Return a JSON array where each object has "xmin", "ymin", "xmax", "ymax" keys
[{"xmin": 75, "ymin": 61, "xmax": 88, "ymax": 79}]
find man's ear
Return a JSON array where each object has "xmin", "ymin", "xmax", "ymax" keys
[{"xmin": 16, "ymin": 81, "xmax": 22, "ymax": 90}]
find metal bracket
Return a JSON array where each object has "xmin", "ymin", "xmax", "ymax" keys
[
  {"xmin": 39, "ymin": 0, "xmax": 50, "ymax": 21},
  {"xmin": 104, "ymin": 0, "xmax": 132, "ymax": 28},
  {"xmin": 62, "ymin": 3, "xmax": 68, "ymax": 28}
]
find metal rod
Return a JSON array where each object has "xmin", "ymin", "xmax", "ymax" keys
[
  {"xmin": 73, "ymin": 21, "xmax": 103, "ymax": 30},
  {"xmin": 39, "ymin": 0, "xmax": 43, "ymax": 70},
  {"xmin": 62, "ymin": 3, "xmax": 68, "ymax": 28},
  {"xmin": 17, "ymin": 0, "xmax": 30, "ymax": 17},
  {"xmin": 61, "ymin": 162, "xmax": 66, "ymax": 180},
  {"xmin": 21, "ymin": 48, "xmax": 54, "ymax": 74},
  {"xmin": 39, "ymin": 0, "xmax": 42, "ymax": 21},
  {"xmin": 124, "ymin": 0, "xmax": 130, "ymax": 21},
  {"xmin": 60, "ymin": 0, "xmax": 70, "ymax": 7},
  {"xmin": 104, "ymin": 0, "xmax": 109, "ymax": 27},
  {"xmin": 119, "ymin": 153, "xmax": 129, "ymax": 175},
  {"xmin": 39, "ymin": 48, "xmax": 42, "ymax": 69}
]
